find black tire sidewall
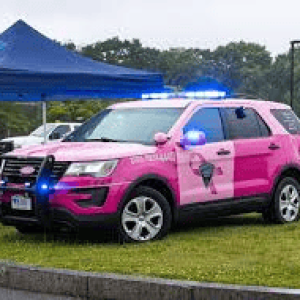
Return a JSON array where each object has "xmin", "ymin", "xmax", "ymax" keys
[
  {"xmin": 273, "ymin": 177, "xmax": 300, "ymax": 224},
  {"xmin": 119, "ymin": 186, "xmax": 172, "ymax": 242}
]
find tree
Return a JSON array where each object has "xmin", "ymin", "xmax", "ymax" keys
[
  {"xmin": 81, "ymin": 37, "xmax": 161, "ymax": 72},
  {"xmin": 47, "ymin": 99, "xmax": 129, "ymax": 122},
  {"xmin": 207, "ymin": 41, "xmax": 272, "ymax": 96},
  {"xmin": 157, "ymin": 48, "xmax": 212, "ymax": 88},
  {"xmin": 0, "ymin": 102, "xmax": 36, "ymax": 137}
]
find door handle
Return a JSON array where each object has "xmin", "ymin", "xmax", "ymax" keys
[
  {"xmin": 217, "ymin": 149, "xmax": 231, "ymax": 155},
  {"xmin": 268, "ymin": 143, "xmax": 280, "ymax": 150}
]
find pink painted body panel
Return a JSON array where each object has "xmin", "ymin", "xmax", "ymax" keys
[
  {"xmin": 11, "ymin": 142, "xmax": 157, "ymax": 162},
  {"xmin": 50, "ymin": 149, "xmax": 179, "ymax": 215},
  {"xmin": 233, "ymin": 135, "xmax": 289, "ymax": 197},
  {"xmin": 176, "ymin": 141, "xmax": 234, "ymax": 204}
]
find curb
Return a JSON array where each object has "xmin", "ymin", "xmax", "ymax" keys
[{"xmin": 0, "ymin": 262, "xmax": 299, "ymax": 300}]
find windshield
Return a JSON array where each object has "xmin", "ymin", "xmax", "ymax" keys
[
  {"xmin": 30, "ymin": 124, "xmax": 57, "ymax": 137},
  {"xmin": 64, "ymin": 108, "xmax": 184, "ymax": 144}
]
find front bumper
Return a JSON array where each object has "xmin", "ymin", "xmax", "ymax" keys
[
  {"xmin": 0, "ymin": 179, "xmax": 127, "ymax": 230},
  {"xmin": 0, "ymin": 155, "xmax": 130, "ymax": 230},
  {"xmin": 0, "ymin": 204, "xmax": 119, "ymax": 230}
]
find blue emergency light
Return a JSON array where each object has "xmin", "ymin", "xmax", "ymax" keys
[
  {"xmin": 142, "ymin": 90, "xmax": 228, "ymax": 100},
  {"xmin": 36, "ymin": 178, "xmax": 51, "ymax": 195}
]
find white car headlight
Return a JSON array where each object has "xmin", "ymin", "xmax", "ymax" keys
[{"xmin": 65, "ymin": 160, "xmax": 118, "ymax": 177}]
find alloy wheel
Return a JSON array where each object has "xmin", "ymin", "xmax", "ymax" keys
[
  {"xmin": 121, "ymin": 196, "xmax": 163, "ymax": 241},
  {"xmin": 279, "ymin": 184, "xmax": 300, "ymax": 222}
]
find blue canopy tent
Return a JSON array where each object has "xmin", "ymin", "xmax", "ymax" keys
[{"xmin": 0, "ymin": 20, "xmax": 164, "ymax": 142}]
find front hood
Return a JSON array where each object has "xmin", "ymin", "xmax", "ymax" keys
[
  {"xmin": 9, "ymin": 142, "xmax": 157, "ymax": 161},
  {"xmin": 2, "ymin": 136, "xmax": 43, "ymax": 146}
]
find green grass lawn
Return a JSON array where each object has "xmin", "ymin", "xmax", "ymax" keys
[{"xmin": 0, "ymin": 213, "xmax": 299, "ymax": 288}]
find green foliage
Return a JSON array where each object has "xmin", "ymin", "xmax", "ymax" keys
[
  {"xmin": 0, "ymin": 102, "xmax": 39, "ymax": 137},
  {"xmin": 157, "ymin": 48, "xmax": 212, "ymax": 88},
  {"xmin": 47, "ymin": 99, "xmax": 128, "ymax": 122},
  {"xmin": 81, "ymin": 37, "xmax": 161, "ymax": 71},
  {"xmin": 206, "ymin": 42, "xmax": 272, "ymax": 95}
]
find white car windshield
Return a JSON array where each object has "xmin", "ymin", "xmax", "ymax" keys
[
  {"xmin": 65, "ymin": 108, "xmax": 184, "ymax": 145},
  {"xmin": 30, "ymin": 124, "xmax": 57, "ymax": 137}
]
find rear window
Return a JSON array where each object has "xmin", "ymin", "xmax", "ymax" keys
[
  {"xmin": 222, "ymin": 108, "xmax": 270, "ymax": 139},
  {"xmin": 271, "ymin": 109, "xmax": 300, "ymax": 134}
]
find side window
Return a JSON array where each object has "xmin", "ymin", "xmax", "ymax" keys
[
  {"xmin": 271, "ymin": 109, "xmax": 300, "ymax": 134},
  {"xmin": 223, "ymin": 108, "xmax": 269, "ymax": 139},
  {"xmin": 256, "ymin": 113, "xmax": 271, "ymax": 137},
  {"xmin": 183, "ymin": 108, "xmax": 224, "ymax": 143},
  {"xmin": 49, "ymin": 125, "xmax": 71, "ymax": 140}
]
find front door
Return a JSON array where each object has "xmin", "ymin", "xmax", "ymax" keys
[{"xmin": 176, "ymin": 107, "xmax": 235, "ymax": 205}]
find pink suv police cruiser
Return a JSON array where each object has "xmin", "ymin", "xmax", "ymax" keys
[{"xmin": 0, "ymin": 98, "xmax": 300, "ymax": 242}]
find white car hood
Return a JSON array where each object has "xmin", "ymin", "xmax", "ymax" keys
[{"xmin": 2, "ymin": 136, "xmax": 43, "ymax": 147}]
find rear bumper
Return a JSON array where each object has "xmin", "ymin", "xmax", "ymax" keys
[{"xmin": 0, "ymin": 205, "xmax": 119, "ymax": 230}]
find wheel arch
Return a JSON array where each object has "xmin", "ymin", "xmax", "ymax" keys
[
  {"xmin": 272, "ymin": 164, "xmax": 300, "ymax": 198},
  {"xmin": 119, "ymin": 174, "xmax": 179, "ymax": 223}
]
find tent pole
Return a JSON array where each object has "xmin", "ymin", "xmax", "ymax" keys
[{"xmin": 42, "ymin": 100, "xmax": 47, "ymax": 144}]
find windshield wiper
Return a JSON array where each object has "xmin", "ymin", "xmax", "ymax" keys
[{"xmin": 85, "ymin": 137, "xmax": 124, "ymax": 142}]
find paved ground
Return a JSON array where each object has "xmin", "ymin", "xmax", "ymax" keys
[
  {"xmin": 0, "ymin": 287, "xmax": 80, "ymax": 300},
  {"xmin": 1, "ymin": 263, "xmax": 300, "ymax": 300}
]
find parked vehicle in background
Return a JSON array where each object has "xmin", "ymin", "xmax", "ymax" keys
[
  {"xmin": 1, "ymin": 123, "xmax": 81, "ymax": 149},
  {"xmin": 0, "ymin": 141, "xmax": 13, "ymax": 156},
  {"xmin": 0, "ymin": 98, "xmax": 300, "ymax": 242}
]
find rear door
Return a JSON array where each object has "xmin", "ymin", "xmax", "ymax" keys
[
  {"xmin": 176, "ymin": 107, "xmax": 235, "ymax": 205},
  {"xmin": 221, "ymin": 107, "xmax": 287, "ymax": 198}
]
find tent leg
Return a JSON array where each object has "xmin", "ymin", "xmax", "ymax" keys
[{"xmin": 42, "ymin": 101, "xmax": 47, "ymax": 144}]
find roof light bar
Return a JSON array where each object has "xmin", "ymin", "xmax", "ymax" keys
[
  {"xmin": 185, "ymin": 90, "xmax": 227, "ymax": 98},
  {"xmin": 142, "ymin": 90, "xmax": 227, "ymax": 100},
  {"xmin": 142, "ymin": 93, "xmax": 170, "ymax": 99}
]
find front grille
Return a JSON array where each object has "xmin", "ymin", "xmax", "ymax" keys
[
  {"xmin": 1, "ymin": 157, "xmax": 70, "ymax": 184},
  {"xmin": 52, "ymin": 161, "xmax": 71, "ymax": 180}
]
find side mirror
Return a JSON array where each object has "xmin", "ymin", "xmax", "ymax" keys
[
  {"xmin": 154, "ymin": 132, "xmax": 168, "ymax": 145},
  {"xmin": 179, "ymin": 130, "xmax": 206, "ymax": 149},
  {"xmin": 50, "ymin": 132, "xmax": 61, "ymax": 140}
]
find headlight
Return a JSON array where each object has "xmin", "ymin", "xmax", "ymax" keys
[{"xmin": 65, "ymin": 160, "xmax": 118, "ymax": 177}]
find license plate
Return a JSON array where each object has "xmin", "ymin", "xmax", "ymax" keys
[{"xmin": 11, "ymin": 195, "xmax": 32, "ymax": 210}]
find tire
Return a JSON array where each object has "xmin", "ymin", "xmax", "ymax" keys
[
  {"xmin": 16, "ymin": 225, "xmax": 45, "ymax": 234},
  {"xmin": 119, "ymin": 186, "xmax": 172, "ymax": 242},
  {"xmin": 267, "ymin": 177, "xmax": 300, "ymax": 224}
]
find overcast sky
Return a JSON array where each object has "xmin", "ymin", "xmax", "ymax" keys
[{"xmin": 1, "ymin": 0, "xmax": 300, "ymax": 56}]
